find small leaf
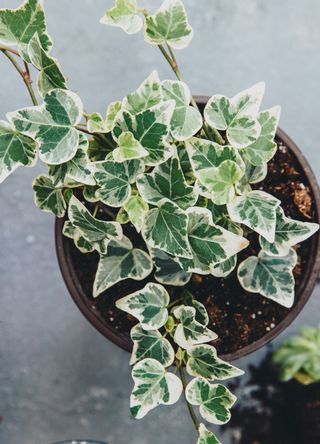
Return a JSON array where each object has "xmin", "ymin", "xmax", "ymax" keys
[
  {"xmin": 62, "ymin": 221, "xmax": 95, "ymax": 254},
  {"xmin": 238, "ymin": 248, "xmax": 297, "ymax": 308},
  {"xmin": 173, "ymin": 305, "xmax": 218, "ymax": 350},
  {"xmin": 123, "ymin": 71, "xmax": 162, "ymax": 114},
  {"xmin": 187, "ymin": 344, "xmax": 244, "ymax": 381},
  {"xmin": 210, "ymin": 255, "xmax": 237, "ymax": 278},
  {"xmin": 136, "ymin": 155, "xmax": 198, "ymax": 209},
  {"xmin": 123, "ymin": 194, "xmax": 149, "ymax": 232},
  {"xmin": 162, "ymin": 80, "xmax": 202, "ymax": 141},
  {"xmin": 8, "ymin": 89, "xmax": 83, "ymax": 165},
  {"xmin": 0, "ymin": 120, "xmax": 37, "ymax": 183},
  {"xmin": 68, "ymin": 195, "xmax": 122, "ymax": 254},
  {"xmin": 183, "ymin": 293, "xmax": 209, "ymax": 326},
  {"xmin": 116, "ymin": 282, "xmax": 169, "ymax": 330},
  {"xmin": 33, "ymin": 174, "xmax": 66, "ymax": 217},
  {"xmin": 260, "ymin": 206, "xmax": 319, "ymax": 256},
  {"xmin": 227, "ymin": 190, "xmax": 281, "ymax": 242},
  {"xmin": 87, "ymin": 134, "xmax": 114, "ymax": 162},
  {"xmin": 197, "ymin": 424, "xmax": 221, "ymax": 444},
  {"xmin": 144, "ymin": 0, "xmax": 193, "ymax": 50},
  {"xmin": 28, "ymin": 33, "xmax": 67, "ymax": 97},
  {"xmin": 131, "ymin": 358, "xmax": 183, "ymax": 419},
  {"xmin": 130, "ymin": 324, "xmax": 175, "ymax": 367},
  {"xmin": 87, "ymin": 101, "xmax": 122, "ymax": 134},
  {"xmin": 100, "ymin": 0, "xmax": 143, "ymax": 34},
  {"xmin": 113, "ymin": 131, "xmax": 148, "ymax": 162},
  {"xmin": 236, "ymin": 151, "xmax": 268, "ymax": 194},
  {"xmin": 93, "ymin": 237, "xmax": 153, "ymax": 297},
  {"xmin": 150, "ymin": 248, "xmax": 192, "ymax": 286},
  {"xmin": 142, "ymin": 198, "xmax": 192, "ymax": 258},
  {"xmin": 0, "ymin": 0, "xmax": 52, "ymax": 61},
  {"xmin": 186, "ymin": 378, "xmax": 236, "ymax": 425}
]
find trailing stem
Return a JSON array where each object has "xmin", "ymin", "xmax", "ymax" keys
[{"xmin": 179, "ymin": 366, "xmax": 201, "ymax": 435}]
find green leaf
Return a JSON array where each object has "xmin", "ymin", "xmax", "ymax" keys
[
  {"xmin": 27, "ymin": 33, "xmax": 67, "ymax": 97},
  {"xmin": 130, "ymin": 324, "xmax": 175, "ymax": 367},
  {"xmin": 123, "ymin": 194, "xmax": 149, "ymax": 232},
  {"xmin": 113, "ymin": 101, "xmax": 175, "ymax": 166},
  {"xmin": 142, "ymin": 198, "xmax": 192, "ymax": 258},
  {"xmin": 131, "ymin": 358, "xmax": 183, "ymax": 419},
  {"xmin": 8, "ymin": 89, "xmax": 83, "ymax": 165},
  {"xmin": 87, "ymin": 101, "xmax": 122, "ymax": 134},
  {"xmin": 83, "ymin": 185, "xmax": 99, "ymax": 203},
  {"xmin": 136, "ymin": 155, "xmax": 198, "ymax": 209},
  {"xmin": 62, "ymin": 220, "xmax": 94, "ymax": 254},
  {"xmin": 48, "ymin": 134, "xmax": 95, "ymax": 186},
  {"xmin": 150, "ymin": 248, "xmax": 192, "ymax": 286},
  {"xmin": 93, "ymin": 236, "xmax": 153, "ymax": 297},
  {"xmin": 183, "ymin": 293, "xmax": 209, "ymax": 326},
  {"xmin": 187, "ymin": 344, "xmax": 244, "ymax": 381},
  {"xmin": 113, "ymin": 131, "xmax": 148, "ymax": 162},
  {"xmin": 0, "ymin": 0, "xmax": 52, "ymax": 61},
  {"xmin": 144, "ymin": 0, "xmax": 193, "ymax": 49},
  {"xmin": 227, "ymin": 190, "xmax": 281, "ymax": 242},
  {"xmin": 236, "ymin": 151, "xmax": 268, "ymax": 194},
  {"xmin": 68, "ymin": 195, "xmax": 122, "ymax": 254},
  {"xmin": 162, "ymin": 80, "xmax": 202, "ymax": 141},
  {"xmin": 100, "ymin": 0, "xmax": 143, "ymax": 34},
  {"xmin": 245, "ymin": 107, "xmax": 280, "ymax": 166},
  {"xmin": 178, "ymin": 207, "xmax": 248, "ymax": 274},
  {"xmin": 238, "ymin": 248, "xmax": 297, "ymax": 308},
  {"xmin": 122, "ymin": 71, "xmax": 162, "ymax": 114},
  {"xmin": 116, "ymin": 282, "xmax": 169, "ymax": 330},
  {"xmin": 87, "ymin": 134, "xmax": 114, "ymax": 162},
  {"xmin": 93, "ymin": 159, "xmax": 143, "ymax": 207},
  {"xmin": 33, "ymin": 174, "xmax": 66, "ymax": 217},
  {"xmin": 186, "ymin": 378, "xmax": 236, "ymax": 425},
  {"xmin": 197, "ymin": 424, "xmax": 221, "ymax": 444},
  {"xmin": 0, "ymin": 120, "xmax": 37, "ymax": 183},
  {"xmin": 173, "ymin": 305, "xmax": 218, "ymax": 349},
  {"xmin": 204, "ymin": 83, "xmax": 265, "ymax": 149},
  {"xmin": 210, "ymin": 255, "xmax": 237, "ymax": 278},
  {"xmin": 260, "ymin": 206, "xmax": 319, "ymax": 256}
]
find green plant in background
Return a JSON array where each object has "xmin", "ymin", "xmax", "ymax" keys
[
  {"xmin": 273, "ymin": 325, "xmax": 320, "ymax": 385},
  {"xmin": 0, "ymin": 0, "xmax": 319, "ymax": 443}
]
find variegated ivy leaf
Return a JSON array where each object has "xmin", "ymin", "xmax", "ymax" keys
[
  {"xmin": 93, "ymin": 236, "xmax": 153, "ymax": 297},
  {"xmin": 245, "ymin": 107, "xmax": 281, "ymax": 166},
  {"xmin": 211, "ymin": 255, "xmax": 237, "ymax": 278},
  {"xmin": 28, "ymin": 33, "xmax": 67, "ymax": 97},
  {"xmin": 150, "ymin": 248, "xmax": 192, "ymax": 286},
  {"xmin": 227, "ymin": 190, "xmax": 281, "ymax": 243},
  {"xmin": 183, "ymin": 293, "xmax": 209, "ymax": 326},
  {"xmin": 136, "ymin": 155, "xmax": 197, "ymax": 209},
  {"xmin": 259, "ymin": 206, "xmax": 319, "ymax": 256},
  {"xmin": 113, "ymin": 132, "xmax": 148, "ymax": 162},
  {"xmin": 122, "ymin": 71, "xmax": 162, "ymax": 114},
  {"xmin": 197, "ymin": 424, "xmax": 221, "ymax": 444},
  {"xmin": 33, "ymin": 174, "xmax": 66, "ymax": 217},
  {"xmin": 0, "ymin": 120, "xmax": 37, "ymax": 184},
  {"xmin": 87, "ymin": 134, "xmax": 114, "ymax": 162},
  {"xmin": 173, "ymin": 305, "xmax": 218, "ymax": 350},
  {"xmin": 187, "ymin": 344, "xmax": 244, "ymax": 381},
  {"xmin": 62, "ymin": 220, "xmax": 94, "ymax": 254},
  {"xmin": 178, "ymin": 207, "xmax": 248, "ymax": 274},
  {"xmin": 236, "ymin": 151, "xmax": 268, "ymax": 194},
  {"xmin": 123, "ymin": 194, "xmax": 149, "ymax": 233},
  {"xmin": 68, "ymin": 195, "xmax": 122, "ymax": 254},
  {"xmin": 8, "ymin": 89, "xmax": 83, "ymax": 165},
  {"xmin": 186, "ymin": 378, "xmax": 237, "ymax": 425},
  {"xmin": 204, "ymin": 83, "xmax": 265, "ymax": 149},
  {"xmin": 161, "ymin": 80, "xmax": 202, "ymax": 141},
  {"xmin": 87, "ymin": 101, "xmax": 122, "ymax": 134},
  {"xmin": 116, "ymin": 282, "xmax": 169, "ymax": 330},
  {"xmin": 100, "ymin": 0, "xmax": 143, "ymax": 34},
  {"xmin": 144, "ymin": 0, "xmax": 193, "ymax": 50},
  {"xmin": 238, "ymin": 248, "xmax": 297, "ymax": 308},
  {"xmin": 0, "ymin": 0, "xmax": 52, "ymax": 62},
  {"xmin": 48, "ymin": 134, "xmax": 95, "ymax": 186},
  {"xmin": 130, "ymin": 358, "xmax": 183, "ymax": 419},
  {"xmin": 113, "ymin": 101, "xmax": 175, "ymax": 166},
  {"xmin": 83, "ymin": 185, "xmax": 99, "ymax": 203},
  {"xmin": 93, "ymin": 159, "xmax": 143, "ymax": 207},
  {"xmin": 130, "ymin": 324, "xmax": 175, "ymax": 367},
  {"xmin": 207, "ymin": 201, "xmax": 244, "ymax": 236},
  {"xmin": 142, "ymin": 198, "xmax": 192, "ymax": 258}
]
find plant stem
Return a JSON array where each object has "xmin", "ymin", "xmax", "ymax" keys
[
  {"xmin": 1, "ymin": 49, "xmax": 38, "ymax": 106},
  {"xmin": 75, "ymin": 125, "xmax": 94, "ymax": 136},
  {"xmin": 179, "ymin": 366, "xmax": 201, "ymax": 434}
]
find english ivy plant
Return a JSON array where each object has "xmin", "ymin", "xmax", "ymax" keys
[{"xmin": 0, "ymin": 1, "xmax": 319, "ymax": 443}]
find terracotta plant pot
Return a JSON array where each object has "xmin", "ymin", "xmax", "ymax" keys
[{"xmin": 55, "ymin": 97, "xmax": 320, "ymax": 361}]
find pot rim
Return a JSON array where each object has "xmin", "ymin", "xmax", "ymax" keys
[{"xmin": 55, "ymin": 97, "xmax": 320, "ymax": 362}]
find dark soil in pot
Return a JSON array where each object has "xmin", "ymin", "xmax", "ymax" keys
[{"xmin": 55, "ymin": 127, "xmax": 320, "ymax": 360}]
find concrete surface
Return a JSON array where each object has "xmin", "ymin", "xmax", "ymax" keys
[{"xmin": 0, "ymin": 1, "xmax": 319, "ymax": 443}]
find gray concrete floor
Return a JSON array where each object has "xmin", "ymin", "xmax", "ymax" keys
[{"xmin": 0, "ymin": 1, "xmax": 319, "ymax": 443}]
